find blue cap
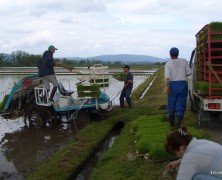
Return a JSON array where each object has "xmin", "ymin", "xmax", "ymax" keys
[{"xmin": 169, "ymin": 47, "xmax": 179, "ymax": 56}]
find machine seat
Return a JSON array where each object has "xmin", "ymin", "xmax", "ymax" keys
[{"xmin": 58, "ymin": 82, "xmax": 74, "ymax": 96}]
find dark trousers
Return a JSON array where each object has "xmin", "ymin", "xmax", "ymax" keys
[{"xmin": 120, "ymin": 87, "xmax": 132, "ymax": 108}]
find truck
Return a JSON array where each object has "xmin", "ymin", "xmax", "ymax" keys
[{"xmin": 188, "ymin": 22, "xmax": 222, "ymax": 127}]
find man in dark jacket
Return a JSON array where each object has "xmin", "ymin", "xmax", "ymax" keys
[
  {"xmin": 38, "ymin": 45, "xmax": 60, "ymax": 102},
  {"xmin": 119, "ymin": 65, "xmax": 133, "ymax": 108}
]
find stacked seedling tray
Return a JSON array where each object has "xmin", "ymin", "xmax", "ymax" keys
[
  {"xmin": 196, "ymin": 22, "xmax": 222, "ymax": 98},
  {"xmin": 77, "ymin": 84, "xmax": 101, "ymax": 98},
  {"xmin": 89, "ymin": 64, "xmax": 109, "ymax": 87}
]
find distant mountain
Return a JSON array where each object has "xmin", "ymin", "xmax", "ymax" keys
[
  {"xmin": 1, "ymin": 52, "xmax": 167, "ymax": 64},
  {"xmin": 65, "ymin": 54, "xmax": 166, "ymax": 63}
]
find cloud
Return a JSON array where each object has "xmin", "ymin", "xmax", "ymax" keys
[{"xmin": 0, "ymin": 0, "xmax": 222, "ymax": 59}]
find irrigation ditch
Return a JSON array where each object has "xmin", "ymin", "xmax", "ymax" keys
[{"xmin": 72, "ymin": 121, "xmax": 124, "ymax": 180}]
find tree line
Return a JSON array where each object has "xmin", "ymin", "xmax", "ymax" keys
[
  {"xmin": 0, "ymin": 50, "xmax": 124, "ymax": 67},
  {"xmin": 0, "ymin": 50, "xmax": 165, "ymax": 67}
]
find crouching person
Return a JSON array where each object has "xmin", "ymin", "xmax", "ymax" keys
[{"xmin": 164, "ymin": 127, "xmax": 222, "ymax": 180}]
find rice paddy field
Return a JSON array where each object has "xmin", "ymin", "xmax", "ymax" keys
[{"xmin": 0, "ymin": 74, "xmax": 150, "ymax": 106}]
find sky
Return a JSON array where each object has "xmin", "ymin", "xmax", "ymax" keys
[{"xmin": 0, "ymin": 0, "xmax": 222, "ymax": 59}]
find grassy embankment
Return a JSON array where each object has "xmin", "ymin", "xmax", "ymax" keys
[
  {"xmin": 91, "ymin": 67, "xmax": 210, "ymax": 179},
  {"xmin": 27, "ymin": 67, "xmax": 157, "ymax": 180},
  {"xmin": 27, "ymin": 67, "xmax": 208, "ymax": 180}
]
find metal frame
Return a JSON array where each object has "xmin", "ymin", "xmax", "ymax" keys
[
  {"xmin": 34, "ymin": 85, "xmax": 51, "ymax": 106},
  {"xmin": 196, "ymin": 24, "xmax": 222, "ymax": 99}
]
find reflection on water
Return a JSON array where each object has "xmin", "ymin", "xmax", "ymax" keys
[{"xmin": 0, "ymin": 114, "xmax": 89, "ymax": 179}]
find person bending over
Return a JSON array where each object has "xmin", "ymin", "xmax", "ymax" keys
[{"xmin": 165, "ymin": 127, "xmax": 222, "ymax": 180}]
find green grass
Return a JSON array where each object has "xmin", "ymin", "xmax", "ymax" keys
[
  {"xmin": 132, "ymin": 74, "xmax": 156, "ymax": 100},
  {"xmin": 0, "ymin": 94, "xmax": 9, "ymax": 111}
]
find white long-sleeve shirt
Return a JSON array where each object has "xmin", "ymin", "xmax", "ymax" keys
[
  {"xmin": 165, "ymin": 58, "xmax": 191, "ymax": 81},
  {"xmin": 177, "ymin": 138, "xmax": 222, "ymax": 180}
]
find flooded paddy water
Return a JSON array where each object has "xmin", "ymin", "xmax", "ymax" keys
[{"xmin": 0, "ymin": 70, "xmax": 155, "ymax": 179}]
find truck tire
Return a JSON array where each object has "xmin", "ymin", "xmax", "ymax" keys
[
  {"xmin": 189, "ymin": 92, "xmax": 197, "ymax": 112},
  {"xmin": 198, "ymin": 106, "xmax": 211, "ymax": 128},
  {"xmin": 219, "ymin": 113, "xmax": 222, "ymax": 121}
]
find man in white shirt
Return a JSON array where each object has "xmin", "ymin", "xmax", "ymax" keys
[{"xmin": 165, "ymin": 47, "xmax": 191, "ymax": 128}]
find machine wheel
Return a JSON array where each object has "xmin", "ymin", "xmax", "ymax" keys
[{"xmin": 31, "ymin": 109, "xmax": 46, "ymax": 127}]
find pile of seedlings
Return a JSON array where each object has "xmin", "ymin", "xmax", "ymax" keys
[
  {"xmin": 131, "ymin": 115, "xmax": 174, "ymax": 161},
  {"xmin": 131, "ymin": 115, "xmax": 210, "ymax": 161}
]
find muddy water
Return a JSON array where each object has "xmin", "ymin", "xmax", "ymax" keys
[
  {"xmin": 0, "ymin": 116, "xmax": 83, "ymax": 179},
  {"xmin": 0, "ymin": 74, "xmax": 150, "ymax": 179}
]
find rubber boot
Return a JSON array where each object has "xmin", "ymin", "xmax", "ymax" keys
[
  {"xmin": 120, "ymin": 98, "xmax": 124, "ymax": 108},
  {"xmin": 169, "ymin": 116, "xmax": 175, "ymax": 127},
  {"xmin": 120, "ymin": 101, "xmax": 124, "ymax": 108},
  {"xmin": 126, "ymin": 97, "xmax": 132, "ymax": 108},
  {"xmin": 175, "ymin": 116, "xmax": 183, "ymax": 129},
  {"xmin": 49, "ymin": 87, "xmax": 57, "ymax": 102}
]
